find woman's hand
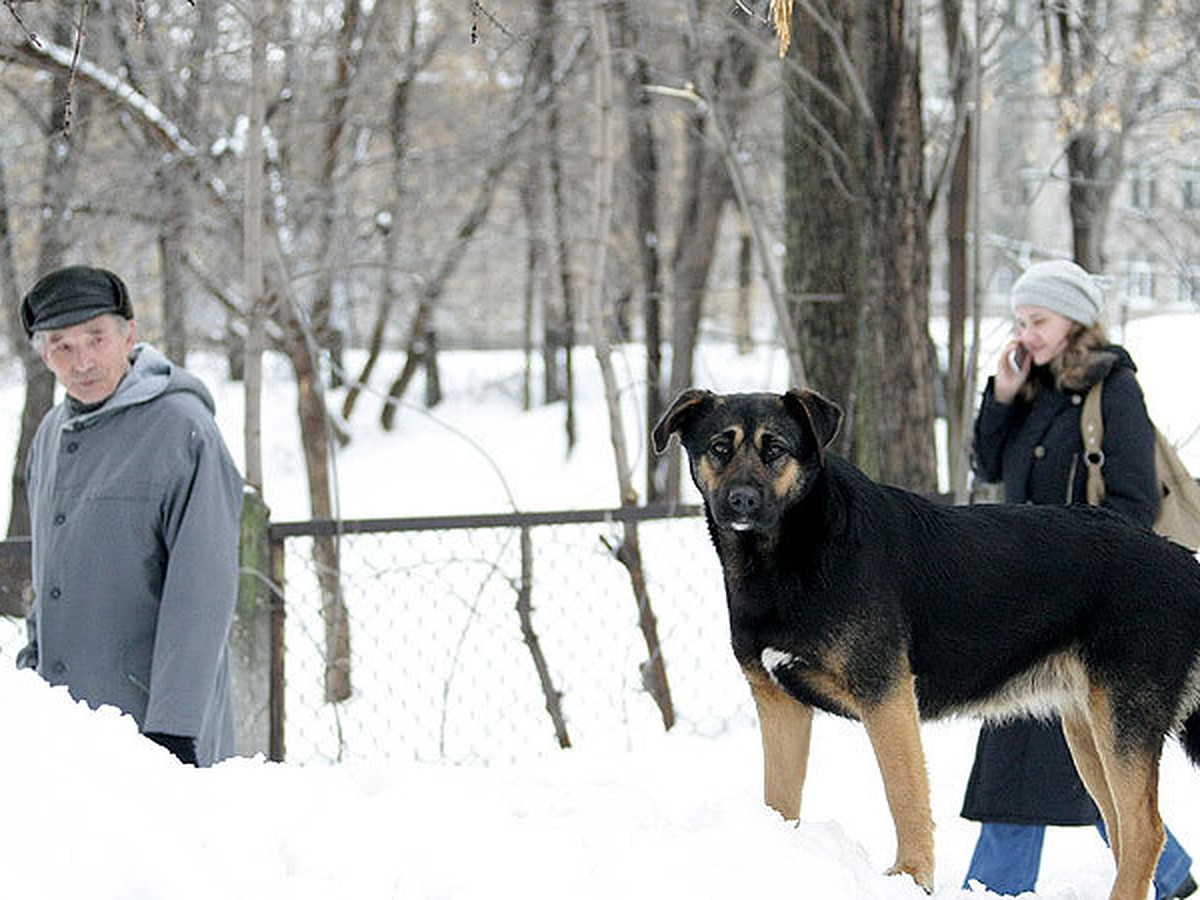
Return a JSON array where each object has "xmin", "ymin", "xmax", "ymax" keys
[{"xmin": 994, "ymin": 340, "xmax": 1030, "ymax": 405}]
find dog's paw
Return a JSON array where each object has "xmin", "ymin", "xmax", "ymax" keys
[{"xmin": 885, "ymin": 862, "xmax": 934, "ymax": 895}]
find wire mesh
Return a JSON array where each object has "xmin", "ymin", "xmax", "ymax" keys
[{"xmin": 274, "ymin": 513, "xmax": 757, "ymax": 765}]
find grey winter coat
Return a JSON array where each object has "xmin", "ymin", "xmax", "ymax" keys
[
  {"xmin": 961, "ymin": 344, "xmax": 1157, "ymax": 825},
  {"xmin": 17, "ymin": 344, "xmax": 243, "ymax": 766}
]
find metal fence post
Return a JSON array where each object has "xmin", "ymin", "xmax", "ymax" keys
[{"xmin": 269, "ymin": 529, "xmax": 286, "ymax": 762}]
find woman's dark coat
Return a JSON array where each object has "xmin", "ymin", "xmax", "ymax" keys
[{"xmin": 961, "ymin": 344, "xmax": 1158, "ymax": 825}]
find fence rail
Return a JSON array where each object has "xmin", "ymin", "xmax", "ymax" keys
[{"xmin": 269, "ymin": 503, "xmax": 705, "ymax": 536}]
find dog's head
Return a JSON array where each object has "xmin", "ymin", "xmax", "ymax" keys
[{"xmin": 652, "ymin": 389, "xmax": 843, "ymax": 533}]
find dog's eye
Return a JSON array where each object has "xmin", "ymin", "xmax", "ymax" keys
[
  {"xmin": 761, "ymin": 437, "xmax": 789, "ymax": 463},
  {"xmin": 709, "ymin": 436, "xmax": 734, "ymax": 463}
]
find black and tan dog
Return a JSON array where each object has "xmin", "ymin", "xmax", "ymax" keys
[{"xmin": 653, "ymin": 387, "xmax": 1200, "ymax": 900}]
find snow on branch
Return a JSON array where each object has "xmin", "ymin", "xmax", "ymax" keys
[{"xmin": 0, "ymin": 34, "xmax": 201, "ymax": 160}]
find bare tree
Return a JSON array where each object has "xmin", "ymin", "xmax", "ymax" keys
[
  {"xmin": 342, "ymin": 2, "xmax": 435, "ymax": 421},
  {"xmin": 0, "ymin": 156, "xmax": 33, "ymax": 616},
  {"xmin": 610, "ymin": 0, "xmax": 666, "ymax": 501},
  {"xmin": 783, "ymin": 0, "xmax": 936, "ymax": 490},
  {"xmin": 243, "ymin": 0, "xmax": 268, "ymax": 493},
  {"xmin": 4, "ymin": 4, "xmax": 92, "ymax": 539},
  {"xmin": 936, "ymin": 0, "xmax": 976, "ymax": 500},
  {"xmin": 378, "ymin": 22, "xmax": 588, "ymax": 429},
  {"xmin": 312, "ymin": 0, "xmax": 369, "ymax": 385},
  {"xmin": 584, "ymin": 0, "xmax": 674, "ymax": 730},
  {"xmin": 662, "ymin": 10, "xmax": 759, "ymax": 500},
  {"xmin": 536, "ymin": 0, "xmax": 579, "ymax": 449},
  {"xmin": 1038, "ymin": 0, "xmax": 1157, "ymax": 272}
]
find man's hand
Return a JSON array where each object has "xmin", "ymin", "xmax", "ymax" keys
[{"xmin": 145, "ymin": 731, "xmax": 198, "ymax": 766}]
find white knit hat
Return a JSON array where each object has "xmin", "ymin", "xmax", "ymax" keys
[{"xmin": 1010, "ymin": 259, "xmax": 1105, "ymax": 326}]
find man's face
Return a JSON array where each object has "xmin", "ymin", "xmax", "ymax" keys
[{"xmin": 39, "ymin": 314, "xmax": 137, "ymax": 405}]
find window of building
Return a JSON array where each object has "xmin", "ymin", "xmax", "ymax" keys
[
  {"xmin": 1179, "ymin": 264, "xmax": 1200, "ymax": 308},
  {"xmin": 1180, "ymin": 165, "xmax": 1200, "ymax": 212},
  {"xmin": 1125, "ymin": 257, "xmax": 1156, "ymax": 308},
  {"xmin": 1128, "ymin": 165, "xmax": 1158, "ymax": 213}
]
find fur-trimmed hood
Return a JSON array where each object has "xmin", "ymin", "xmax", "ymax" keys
[{"xmin": 1029, "ymin": 343, "xmax": 1137, "ymax": 397}]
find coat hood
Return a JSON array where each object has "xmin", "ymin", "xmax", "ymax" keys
[
  {"xmin": 1055, "ymin": 343, "xmax": 1137, "ymax": 393},
  {"xmin": 64, "ymin": 344, "xmax": 215, "ymax": 429}
]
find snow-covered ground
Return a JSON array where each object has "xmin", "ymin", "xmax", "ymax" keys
[{"xmin": 0, "ymin": 312, "xmax": 1198, "ymax": 899}]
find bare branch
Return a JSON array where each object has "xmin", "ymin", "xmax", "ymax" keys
[
  {"xmin": 0, "ymin": 34, "xmax": 203, "ymax": 158},
  {"xmin": 3, "ymin": 1, "xmax": 42, "ymax": 47}
]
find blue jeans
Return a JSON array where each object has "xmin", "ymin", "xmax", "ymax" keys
[{"xmin": 964, "ymin": 821, "xmax": 1193, "ymax": 899}]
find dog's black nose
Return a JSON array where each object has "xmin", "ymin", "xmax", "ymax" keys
[{"xmin": 727, "ymin": 486, "xmax": 761, "ymax": 516}]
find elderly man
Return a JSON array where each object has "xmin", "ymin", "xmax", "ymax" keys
[{"xmin": 15, "ymin": 265, "xmax": 243, "ymax": 766}]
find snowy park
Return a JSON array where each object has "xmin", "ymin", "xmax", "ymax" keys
[{"xmin": 1, "ymin": 310, "xmax": 1199, "ymax": 899}]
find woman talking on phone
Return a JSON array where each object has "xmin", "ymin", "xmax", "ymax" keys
[{"xmin": 961, "ymin": 259, "xmax": 1197, "ymax": 898}]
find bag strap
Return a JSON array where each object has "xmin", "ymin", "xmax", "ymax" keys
[{"xmin": 1081, "ymin": 382, "xmax": 1106, "ymax": 506}]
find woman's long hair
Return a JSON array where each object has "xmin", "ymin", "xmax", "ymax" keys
[{"xmin": 1019, "ymin": 321, "xmax": 1110, "ymax": 400}]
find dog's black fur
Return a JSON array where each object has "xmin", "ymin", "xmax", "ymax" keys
[{"xmin": 654, "ymin": 387, "xmax": 1200, "ymax": 900}]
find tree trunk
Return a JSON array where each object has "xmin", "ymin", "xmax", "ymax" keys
[
  {"xmin": 379, "ymin": 20, "xmax": 585, "ymax": 429},
  {"xmin": 785, "ymin": 11, "xmax": 860, "ymax": 423},
  {"xmin": 663, "ymin": 25, "xmax": 757, "ymax": 500},
  {"xmin": 422, "ymin": 328, "xmax": 442, "ymax": 408},
  {"xmin": 939, "ymin": 0, "xmax": 972, "ymax": 500},
  {"xmin": 735, "ymin": 215, "xmax": 753, "ymax": 355},
  {"xmin": 585, "ymin": 1, "xmax": 673, "ymax": 730},
  {"xmin": 284, "ymin": 323, "xmax": 350, "ymax": 703},
  {"xmin": 312, "ymin": 0, "xmax": 365, "ymax": 386},
  {"xmin": 155, "ymin": 0, "xmax": 214, "ymax": 366},
  {"xmin": 343, "ymin": 9, "xmax": 419, "ymax": 421},
  {"xmin": 1048, "ymin": 0, "xmax": 1155, "ymax": 273},
  {"xmin": 611, "ymin": 0, "xmax": 665, "ymax": 502},
  {"xmin": 519, "ymin": 165, "xmax": 544, "ymax": 412},
  {"xmin": 945, "ymin": 117, "xmax": 971, "ymax": 495},
  {"xmin": 7, "ymin": 7, "xmax": 91, "ymax": 539},
  {"xmin": 380, "ymin": 289, "xmax": 433, "ymax": 431},
  {"xmin": 547, "ymin": 100, "xmax": 576, "ymax": 448},
  {"xmin": 515, "ymin": 527, "xmax": 571, "ymax": 748},
  {"xmin": 243, "ymin": 0, "xmax": 268, "ymax": 492},
  {"xmin": 342, "ymin": 284, "xmax": 390, "ymax": 422},
  {"xmin": 0, "ymin": 158, "xmax": 37, "ymax": 614},
  {"xmin": 1, "ymin": 167, "xmax": 55, "ymax": 546},
  {"xmin": 785, "ymin": 0, "xmax": 936, "ymax": 490},
  {"xmin": 158, "ymin": 178, "xmax": 188, "ymax": 364}
]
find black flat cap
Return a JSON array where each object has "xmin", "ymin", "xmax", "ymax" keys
[{"xmin": 20, "ymin": 266, "xmax": 134, "ymax": 338}]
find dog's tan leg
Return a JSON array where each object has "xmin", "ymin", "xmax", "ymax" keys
[
  {"xmin": 747, "ymin": 670, "xmax": 813, "ymax": 820},
  {"xmin": 1061, "ymin": 708, "xmax": 1120, "ymax": 863},
  {"xmin": 1083, "ymin": 688, "xmax": 1164, "ymax": 900},
  {"xmin": 1103, "ymin": 752, "xmax": 1164, "ymax": 900},
  {"xmin": 860, "ymin": 670, "xmax": 935, "ymax": 893}
]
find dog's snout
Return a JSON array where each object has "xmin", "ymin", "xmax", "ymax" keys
[{"xmin": 727, "ymin": 486, "xmax": 762, "ymax": 516}]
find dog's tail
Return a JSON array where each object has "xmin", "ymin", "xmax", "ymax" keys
[{"xmin": 1182, "ymin": 708, "xmax": 1200, "ymax": 767}]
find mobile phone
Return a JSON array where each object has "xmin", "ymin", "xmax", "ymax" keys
[{"xmin": 1010, "ymin": 343, "xmax": 1029, "ymax": 370}]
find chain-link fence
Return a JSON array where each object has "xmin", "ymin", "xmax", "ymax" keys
[
  {"xmin": 0, "ymin": 508, "xmax": 758, "ymax": 767},
  {"xmin": 269, "ymin": 506, "xmax": 758, "ymax": 766}
]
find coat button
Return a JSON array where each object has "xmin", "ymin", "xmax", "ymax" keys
[
  {"xmin": 1071, "ymin": 394, "xmax": 1082, "ymax": 406},
  {"xmin": 65, "ymin": 441, "xmax": 79, "ymax": 453},
  {"xmin": 1033, "ymin": 445, "xmax": 1046, "ymax": 459},
  {"xmin": 53, "ymin": 514, "xmax": 66, "ymax": 526},
  {"xmin": 49, "ymin": 587, "xmax": 61, "ymax": 599},
  {"xmin": 50, "ymin": 660, "xmax": 67, "ymax": 676}
]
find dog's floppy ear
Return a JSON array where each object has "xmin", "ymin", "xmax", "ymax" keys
[
  {"xmin": 783, "ymin": 389, "xmax": 843, "ymax": 453},
  {"xmin": 652, "ymin": 389, "xmax": 714, "ymax": 453}
]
